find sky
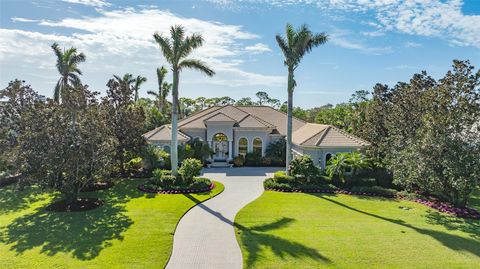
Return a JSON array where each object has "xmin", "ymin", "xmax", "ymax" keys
[{"xmin": 0, "ymin": 0, "xmax": 479, "ymax": 108}]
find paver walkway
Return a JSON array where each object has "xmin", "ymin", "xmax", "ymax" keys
[{"xmin": 166, "ymin": 167, "xmax": 277, "ymax": 269}]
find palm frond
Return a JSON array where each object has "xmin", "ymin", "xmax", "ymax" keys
[
  {"xmin": 275, "ymin": 35, "xmax": 289, "ymax": 59},
  {"xmin": 178, "ymin": 33, "xmax": 204, "ymax": 60},
  {"xmin": 154, "ymin": 32, "xmax": 174, "ymax": 63},
  {"xmin": 147, "ymin": 90, "xmax": 158, "ymax": 97},
  {"xmin": 179, "ymin": 59, "xmax": 215, "ymax": 76}
]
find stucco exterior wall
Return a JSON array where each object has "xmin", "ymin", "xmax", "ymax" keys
[
  {"xmin": 182, "ymin": 129, "xmax": 206, "ymax": 141},
  {"xmin": 233, "ymin": 129, "xmax": 271, "ymax": 157},
  {"xmin": 302, "ymin": 147, "xmax": 360, "ymax": 169}
]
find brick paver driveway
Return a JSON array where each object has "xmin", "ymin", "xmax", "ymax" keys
[{"xmin": 166, "ymin": 167, "xmax": 277, "ymax": 269}]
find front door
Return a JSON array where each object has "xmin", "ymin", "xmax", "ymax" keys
[{"xmin": 213, "ymin": 141, "xmax": 228, "ymax": 160}]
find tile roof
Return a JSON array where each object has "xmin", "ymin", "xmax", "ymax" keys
[
  {"xmin": 293, "ymin": 123, "xmax": 370, "ymax": 147},
  {"xmin": 143, "ymin": 125, "xmax": 190, "ymax": 142},
  {"xmin": 204, "ymin": 112, "xmax": 237, "ymax": 122}
]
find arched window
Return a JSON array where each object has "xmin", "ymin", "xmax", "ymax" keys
[
  {"xmin": 238, "ymin": 137, "xmax": 247, "ymax": 157},
  {"xmin": 325, "ymin": 153, "xmax": 333, "ymax": 165},
  {"xmin": 163, "ymin": 144, "xmax": 171, "ymax": 153},
  {"xmin": 253, "ymin": 138, "xmax": 262, "ymax": 155}
]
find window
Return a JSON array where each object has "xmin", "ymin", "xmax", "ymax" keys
[
  {"xmin": 163, "ymin": 145, "xmax": 171, "ymax": 153},
  {"xmin": 253, "ymin": 138, "xmax": 262, "ymax": 155},
  {"xmin": 325, "ymin": 153, "xmax": 333, "ymax": 165},
  {"xmin": 238, "ymin": 138, "xmax": 247, "ymax": 157}
]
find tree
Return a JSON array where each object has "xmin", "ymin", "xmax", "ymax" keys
[
  {"xmin": 391, "ymin": 60, "xmax": 480, "ymax": 207},
  {"xmin": 16, "ymin": 85, "xmax": 116, "ymax": 203},
  {"xmin": 51, "ymin": 43, "xmax": 86, "ymax": 103},
  {"xmin": 326, "ymin": 153, "xmax": 349, "ymax": 185},
  {"xmin": 236, "ymin": 97, "xmax": 255, "ymax": 106},
  {"xmin": 345, "ymin": 151, "xmax": 370, "ymax": 178},
  {"xmin": 256, "ymin": 91, "xmax": 269, "ymax": 105},
  {"xmin": 0, "ymin": 80, "xmax": 41, "ymax": 177},
  {"xmin": 133, "ymin": 75, "xmax": 147, "ymax": 102},
  {"xmin": 113, "ymin": 73, "xmax": 135, "ymax": 93},
  {"xmin": 103, "ymin": 79, "xmax": 146, "ymax": 175},
  {"xmin": 276, "ymin": 23, "xmax": 328, "ymax": 175},
  {"xmin": 147, "ymin": 66, "xmax": 171, "ymax": 114},
  {"xmin": 154, "ymin": 25, "xmax": 215, "ymax": 175}
]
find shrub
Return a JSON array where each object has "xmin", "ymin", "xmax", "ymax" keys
[
  {"xmin": 233, "ymin": 155, "xmax": 245, "ymax": 167},
  {"xmin": 190, "ymin": 177, "xmax": 212, "ymax": 190},
  {"xmin": 260, "ymin": 157, "xmax": 272, "ymax": 166},
  {"xmin": 263, "ymin": 178, "xmax": 294, "ymax": 191},
  {"xmin": 125, "ymin": 157, "xmax": 143, "ymax": 175},
  {"xmin": 179, "ymin": 158, "xmax": 203, "ymax": 184},
  {"xmin": 152, "ymin": 168, "xmax": 171, "ymax": 179},
  {"xmin": 289, "ymin": 155, "xmax": 319, "ymax": 182},
  {"xmin": 350, "ymin": 186, "xmax": 397, "ymax": 197},
  {"xmin": 265, "ymin": 139, "xmax": 286, "ymax": 165},
  {"xmin": 141, "ymin": 145, "xmax": 170, "ymax": 172},
  {"xmin": 273, "ymin": 170, "xmax": 295, "ymax": 183},
  {"xmin": 348, "ymin": 177, "xmax": 377, "ymax": 187},
  {"xmin": 245, "ymin": 152, "xmax": 262, "ymax": 166}
]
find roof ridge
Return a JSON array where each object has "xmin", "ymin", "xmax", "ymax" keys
[
  {"xmin": 165, "ymin": 125, "xmax": 191, "ymax": 140},
  {"xmin": 295, "ymin": 123, "xmax": 328, "ymax": 144},
  {"xmin": 143, "ymin": 125, "xmax": 165, "ymax": 140},
  {"xmin": 204, "ymin": 111, "xmax": 237, "ymax": 122},
  {"xmin": 314, "ymin": 126, "xmax": 331, "ymax": 146},
  {"xmin": 259, "ymin": 105, "xmax": 307, "ymax": 124},
  {"xmin": 178, "ymin": 106, "xmax": 222, "ymax": 128},
  {"xmin": 235, "ymin": 105, "xmax": 283, "ymax": 127}
]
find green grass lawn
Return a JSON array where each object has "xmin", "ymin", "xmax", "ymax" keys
[
  {"xmin": 0, "ymin": 179, "xmax": 224, "ymax": 269},
  {"xmin": 235, "ymin": 191, "xmax": 480, "ymax": 269}
]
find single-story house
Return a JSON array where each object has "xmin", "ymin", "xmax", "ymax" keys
[{"xmin": 143, "ymin": 105, "xmax": 369, "ymax": 169}]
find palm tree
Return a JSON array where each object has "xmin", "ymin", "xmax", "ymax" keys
[
  {"xmin": 346, "ymin": 151, "xmax": 370, "ymax": 178},
  {"xmin": 113, "ymin": 73, "xmax": 135, "ymax": 93},
  {"xmin": 133, "ymin": 75, "xmax": 147, "ymax": 102},
  {"xmin": 326, "ymin": 152, "xmax": 349, "ymax": 185},
  {"xmin": 148, "ymin": 66, "xmax": 170, "ymax": 113},
  {"xmin": 276, "ymin": 24, "xmax": 327, "ymax": 175},
  {"xmin": 154, "ymin": 25, "xmax": 215, "ymax": 175},
  {"xmin": 51, "ymin": 43, "xmax": 86, "ymax": 103}
]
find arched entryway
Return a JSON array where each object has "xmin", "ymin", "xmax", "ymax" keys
[{"xmin": 212, "ymin": 133, "xmax": 229, "ymax": 160}]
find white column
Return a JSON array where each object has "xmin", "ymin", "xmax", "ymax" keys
[{"xmin": 228, "ymin": 140, "xmax": 233, "ymax": 159}]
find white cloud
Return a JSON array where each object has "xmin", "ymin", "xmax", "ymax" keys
[
  {"xmin": 11, "ymin": 17, "xmax": 40, "ymax": 23},
  {"xmin": 0, "ymin": 8, "xmax": 283, "ymax": 95},
  {"xmin": 330, "ymin": 31, "xmax": 392, "ymax": 55},
  {"xmin": 62, "ymin": 0, "xmax": 111, "ymax": 8},
  {"xmin": 245, "ymin": 43, "xmax": 272, "ymax": 53},
  {"xmin": 207, "ymin": 0, "xmax": 480, "ymax": 49},
  {"xmin": 404, "ymin": 41, "xmax": 422, "ymax": 48}
]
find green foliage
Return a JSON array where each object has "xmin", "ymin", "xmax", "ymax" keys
[
  {"xmin": 188, "ymin": 138, "xmax": 211, "ymax": 162},
  {"xmin": 326, "ymin": 152, "xmax": 371, "ymax": 187},
  {"xmin": 178, "ymin": 158, "xmax": 203, "ymax": 184},
  {"xmin": 245, "ymin": 152, "xmax": 262, "ymax": 166},
  {"xmin": 233, "ymin": 155, "xmax": 245, "ymax": 167},
  {"xmin": 265, "ymin": 139, "xmax": 286, "ymax": 166},
  {"xmin": 288, "ymin": 155, "xmax": 319, "ymax": 182},
  {"xmin": 273, "ymin": 171, "xmax": 295, "ymax": 184},
  {"xmin": 141, "ymin": 145, "xmax": 170, "ymax": 172},
  {"xmin": 370, "ymin": 60, "xmax": 480, "ymax": 207},
  {"xmin": 124, "ymin": 157, "xmax": 143, "ymax": 176}
]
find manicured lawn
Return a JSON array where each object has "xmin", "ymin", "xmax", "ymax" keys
[
  {"xmin": 0, "ymin": 179, "xmax": 224, "ymax": 269},
  {"xmin": 235, "ymin": 191, "xmax": 480, "ymax": 268}
]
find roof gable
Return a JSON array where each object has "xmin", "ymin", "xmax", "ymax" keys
[
  {"xmin": 143, "ymin": 125, "xmax": 190, "ymax": 142},
  {"xmin": 293, "ymin": 123, "xmax": 369, "ymax": 147}
]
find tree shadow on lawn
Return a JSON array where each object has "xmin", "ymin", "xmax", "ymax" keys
[
  {"xmin": 425, "ymin": 211, "xmax": 480, "ymax": 240},
  {"xmin": 0, "ymin": 185, "xmax": 49, "ymax": 214},
  {"xmin": 0, "ymin": 179, "xmax": 146, "ymax": 260},
  {"xmin": 183, "ymin": 194, "xmax": 331, "ymax": 267},
  {"xmin": 315, "ymin": 194, "xmax": 480, "ymax": 258}
]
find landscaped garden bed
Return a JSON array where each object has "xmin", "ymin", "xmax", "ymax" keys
[
  {"xmin": 80, "ymin": 181, "xmax": 114, "ymax": 192},
  {"xmin": 138, "ymin": 158, "xmax": 214, "ymax": 194}
]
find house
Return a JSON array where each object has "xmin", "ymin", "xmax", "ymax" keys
[{"xmin": 143, "ymin": 105, "xmax": 369, "ymax": 169}]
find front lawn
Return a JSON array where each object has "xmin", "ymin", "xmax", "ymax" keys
[
  {"xmin": 0, "ymin": 179, "xmax": 224, "ymax": 269},
  {"xmin": 235, "ymin": 191, "xmax": 480, "ymax": 268}
]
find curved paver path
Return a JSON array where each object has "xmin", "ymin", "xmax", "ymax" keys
[{"xmin": 166, "ymin": 167, "xmax": 277, "ymax": 269}]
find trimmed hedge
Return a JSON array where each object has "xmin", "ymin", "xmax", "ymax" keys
[{"xmin": 350, "ymin": 186, "xmax": 397, "ymax": 197}]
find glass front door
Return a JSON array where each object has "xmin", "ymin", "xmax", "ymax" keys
[{"xmin": 213, "ymin": 141, "xmax": 228, "ymax": 159}]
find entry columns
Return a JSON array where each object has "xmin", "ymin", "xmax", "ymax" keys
[{"xmin": 228, "ymin": 140, "xmax": 232, "ymax": 160}]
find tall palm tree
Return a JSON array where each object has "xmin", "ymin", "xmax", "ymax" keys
[
  {"xmin": 51, "ymin": 43, "xmax": 86, "ymax": 103},
  {"xmin": 148, "ymin": 66, "xmax": 171, "ymax": 113},
  {"xmin": 133, "ymin": 75, "xmax": 147, "ymax": 102},
  {"xmin": 276, "ymin": 24, "xmax": 327, "ymax": 175},
  {"xmin": 154, "ymin": 25, "xmax": 215, "ymax": 175}
]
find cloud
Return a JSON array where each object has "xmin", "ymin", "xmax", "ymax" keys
[
  {"xmin": 62, "ymin": 0, "xmax": 111, "ymax": 8},
  {"xmin": 11, "ymin": 17, "xmax": 40, "ymax": 23},
  {"xmin": 245, "ymin": 43, "xmax": 272, "ymax": 53},
  {"xmin": 404, "ymin": 41, "xmax": 422, "ymax": 48},
  {"xmin": 330, "ymin": 31, "xmax": 392, "ymax": 55},
  {"xmin": 0, "ymin": 7, "xmax": 283, "ymax": 94},
  {"xmin": 206, "ymin": 0, "xmax": 480, "ymax": 49}
]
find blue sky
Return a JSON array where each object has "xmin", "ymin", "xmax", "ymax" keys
[{"xmin": 0, "ymin": 0, "xmax": 479, "ymax": 108}]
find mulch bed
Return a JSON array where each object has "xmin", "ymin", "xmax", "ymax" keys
[
  {"xmin": 46, "ymin": 198, "xmax": 104, "ymax": 212},
  {"xmin": 138, "ymin": 182, "xmax": 215, "ymax": 194},
  {"xmin": 80, "ymin": 181, "xmax": 114, "ymax": 192},
  {"xmin": 265, "ymin": 187, "xmax": 480, "ymax": 219}
]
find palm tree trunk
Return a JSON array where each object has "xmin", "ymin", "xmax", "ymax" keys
[
  {"xmin": 285, "ymin": 68, "xmax": 294, "ymax": 175},
  {"xmin": 171, "ymin": 69, "xmax": 179, "ymax": 175}
]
